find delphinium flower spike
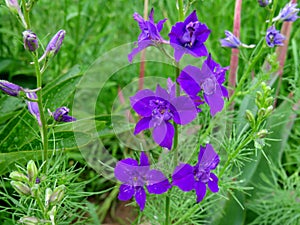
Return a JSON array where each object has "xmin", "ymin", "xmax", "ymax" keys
[
  {"xmin": 168, "ymin": 10, "xmax": 211, "ymax": 62},
  {"xmin": 265, "ymin": 25, "xmax": 285, "ymax": 47},
  {"xmin": 114, "ymin": 152, "xmax": 171, "ymax": 211},
  {"xmin": 172, "ymin": 144, "xmax": 220, "ymax": 202},
  {"xmin": 49, "ymin": 107, "xmax": 76, "ymax": 122},
  {"xmin": 38, "ymin": 30, "xmax": 66, "ymax": 62},
  {"xmin": 128, "ymin": 8, "xmax": 167, "ymax": 62},
  {"xmin": 220, "ymin": 30, "xmax": 255, "ymax": 48},
  {"xmin": 272, "ymin": 2, "xmax": 299, "ymax": 22},
  {"xmin": 177, "ymin": 54, "xmax": 229, "ymax": 116},
  {"xmin": 130, "ymin": 78, "xmax": 197, "ymax": 149}
]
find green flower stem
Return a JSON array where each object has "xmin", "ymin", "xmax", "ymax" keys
[
  {"xmin": 178, "ymin": 0, "xmax": 184, "ymax": 21},
  {"xmin": 33, "ymin": 53, "xmax": 48, "ymax": 166},
  {"xmin": 165, "ymin": 194, "xmax": 171, "ymax": 225},
  {"xmin": 21, "ymin": 0, "xmax": 31, "ymax": 29}
]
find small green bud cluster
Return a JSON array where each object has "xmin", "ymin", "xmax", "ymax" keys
[{"xmin": 9, "ymin": 160, "xmax": 39, "ymax": 197}]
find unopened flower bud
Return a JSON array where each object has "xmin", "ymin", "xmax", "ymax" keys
[
  {"xmin": 265, "ymin": 96, "xmax": 274, "ymax": 107},
  {"xmin": 19, "ymin": 216, "xmax": 39, "ymax": 225},
  {"xmin": 48, "ymin": 206, "xmax": 57, "ymax": 224},
  {"xmin": 23, "ymin": 30, "xmax": 39, "ymax": 52},
  {"xmin": 258, "ymin": 107, "xmax": 266, "ymax": 118},
  {"xmin": 38, "ymin": 30, "xmax": 66, "ymax": 62},
  {"xmin": 26, "ymin": 92, "xmax": 41, "ymax": 126},
  {"xmin": 0, "ymin": 80, "xmax": 23, "ymax": 96},
  {"xmin": 5, "ymin": 0, "xmax": 27, "ymax": 28},
  {"xmin": 9, "ymin": 171, "xmax": 29, "ymax": 183},
  {"xmin": 51, "ymin": 107, "xmax": 76, "ymax": 122},
  {"xmin": 45, "ymin": 188, "xmax": 52, "ymax": 208},
  {"xmin": 245, "ymin": 110, "xmax": 256, "ymax": 128},
  {"xmin": 257, "ymin": 129, "xmax": 268, "ymax": 138},
  {"xmin": 27, "ymin": 160, "xmax": 38, "ymax": 183},
  {"xmin": 265, "ymin": 105, "xmax": 273, "ymax": 117},
  {"xmin": 49, "ymin": 185, "xmax": 65, "ymax": 205},
  {"xmin": 11, "ymin": 181, "xmax": 31, "ymax": 196},
  {"xmin": 31, "ymin": 184, "xmax": 39, "ymax": 198},
  {"xmin": 258, "ymin": 0, "xmax": 271, "ymax": 7}
]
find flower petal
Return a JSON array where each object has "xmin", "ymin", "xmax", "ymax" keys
[
  {"xmin": 152, "ymin": 121, "xmax": 174, "ymax": 149},
  {"xmin": 146, "ymin": 169, "xmax": 171, "ymax": 194},
  {"xmin": 139, "ymin": 152, "xmax": 150, "ymax": 167},
  {"xmin": 208, "ymin": 173, "xmax": 219, "ymax": 193},
  {"xmin": 198, "ymin": 144, "xmax": 220, "ymax": 171},
  {"xmin": 171, "ymin": 96, "xmax": 197, "ymax": 125},
  {"xmin": 177, "ymin": 65, "xmax": 201, "ymax": 96},
  {"xmin": 195, "ymin": 181, "xmax": 207, "ymax": 202},
  {"xmin": 172, "ymin": 163, "xmax": 195, "ymax": 192},
  {"xmin": 114, "ymin": 158, "xmax": 138, "ymax": 183},
  {"xmin": 135, "ymin": 186, "xmax": 146, "ymax": 211},
  {"xmin": 128, "ymin": 40, "xmax": 153, "ymax": 63},
  {"xmin": 118, "ymin": 184, "xmax": 134, "ymax": 201},
  {"xmin": 134, "ymin": 117, "xmax": 152, "ymax": 135},
  {"xmin": 204, "ymin": 86, "xmax": 224, "ymax": 116},
  {"xmin": 155, "ymin": 84, "xmax": 170, "ymax": 101},
  {"xmin": 130, "ymin": 89, "xmax": 155, "ymax": 117}
]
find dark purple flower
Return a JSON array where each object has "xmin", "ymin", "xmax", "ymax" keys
[
  {"xmin": 26, "ymin": 92, "xmax": 41, "ymax": 126},
  {"xmin": 130, "ymin": 78, "xmax": 197, "ymax": 149},
  {"xmin": 51, "ymin": 107, "xmax": 76, "ymax": 122},
  {"xmin": 0, "ymin": 80, "xmax": 23, "ymax": 96},
  {"xmin": 258, "ymin": 0, "xmax": 271, "ymax": 7},
  {"xmin": 168, "ymin": 10, "xmax": 210, "ymax": 62},
  {"xmin": 172, "ymin": 144, "xmax": 220, "ymax": 202},
  {"xmin": 177, "ymin": 54, "xmax": 229, "ymax": 116},
  {"xmin": 272, "ymin": 2, "xmax": 299, "ymax": 22},
  {"xmin": 220, "ymin": 30, "xmax": 255, "ymax": 49},
  {"xmin": 128, "ymin": 8, "xmax": 167, "ymax": 62},
  {"xmin": 23, "ymin": 30, "xmax": 39, "ymax": 52},
  {"xmin": 265, "ymin": 25, "xmax": 285, "ymax": 47},
  {"xmin": 39, "ymin": 30, "xmax": 66, "ymax": 62},
  {"xmin": 114, "ymin": 152, "xmax": 171, "ymax": 211}
]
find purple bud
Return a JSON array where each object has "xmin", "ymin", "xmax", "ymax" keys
[
  {"xmin": 26, "ymin": 92, "xmax": 41, "ymax": 126},
  {"xmin": 265, "ymin": 25, "xmax": 285, "ymax": 47},
  {"xmin": 0, "ymin": 80, "xmax": 23, "ymax": 96},
  {"xmin": 220, "ymin": 30, "xmax": 241, "ymax": 48},
  {"xmin": 5, "ymin": 0, "xmax": 27, "ymax": 28},
  {"xmin": 258, "ymin": 0, "xmax": 271, "ymax": 7},
  {"xmin": 38, "ymin": 30, "xmax": 66, "ymax": 62},
  {"xmin": 273, "ymin": 2, "xmax": 299, "ymax": 22},
  {"xmin": 23, "ymin": 30, "xmax": 39, "ymax": 51},
  {"xmin": 52, "ymin": 107, "xmax": 76, "ymax": 122}
]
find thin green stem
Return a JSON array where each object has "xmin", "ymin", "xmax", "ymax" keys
[
  {"xmin": 178, "ymin": 0, "xmax": 184, "ymax": 21},
  {"xmin": 33, "ymin": 53, "xmax": 48, "ymax": 167},
  {"xmin": 165, "ymin": 194, "xmax": 171, "ymax": 225},
  {"xmin": 21, "ymin": 0, "xmax": 31, "ymax": 29}
]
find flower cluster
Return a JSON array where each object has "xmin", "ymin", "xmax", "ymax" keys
[{"xmin": 115, "ymin": 9, "xmax": 224, "ymax": 211}]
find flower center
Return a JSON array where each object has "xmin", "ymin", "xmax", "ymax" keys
[
  {"xmin": 201, "ymin": 77, "xmax": 216, "ymax": 95},
  {"xmin": 150, "ymin": 99, "xmax": 173, "ymax": 126},
  {"xmin": 194, "ymin": 168, "xmax": 210, "ymax": 183},
  {"xmin": 182, "ymin": 21, "xmax": 199, "ymax": 48}
]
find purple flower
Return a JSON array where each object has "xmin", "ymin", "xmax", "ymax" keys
[
  {"xmin": 265, "ymin": 25, "xmax": 285, "ymax": 47},
  {"xmin": 23, "ymin": 30, "xmax": 39, "ymax": 52},
  {"xmin": 51, "ymin": 107, "xmax": 76, "ymax": 122},
  {"xmin": 26, "ymin": 92, "xmax": 41, "ymax": 126},
  {"xmin": 177, "ymin": 54, "xmax": 229, "ymax": 116},
  {"xmin": 168, "ymin": 10, "xmax": 210, "ymax": 62},
  {"xmin": 128, "ymin": 8, "xmax": 167, "ymax": 62},
  {"xmin": 39, "ymin": 30, "xmax": 66, "ymax": 62},
  {"xmin": 130, "ymin": 78, "xmax": 197, "ymax": 149},
  {"xmin": 220, "ymin": 30, "xmax": 255, "ymax": 49},
  {"xmin": 172, "ymin": 144, "xmax": 220, "ymax": 202},
  {"xmin": 0, "ymin": 80, "xmax": 23, "ymax": 96},
  {"xmin": 272, "ymin": 2, "xmax": 299, "ymax": 22},
  {"xmin": 114, "ymin": 152, "xmax": 171, "ymax": 211},
  {"xmin": 258, "ymin": 0, "xmax": 271, "ymax": 7}
]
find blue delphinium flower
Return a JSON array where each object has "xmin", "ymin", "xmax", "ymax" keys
[
  {"xmin": 177, "ymin": 54, "xmax": 229, "ymax": 116},
  {"xmin": 130, "ymin": 78, "xmax": 197, "ymax": 149},
  {"xmin": 168, "ymin": 10, "xmax": 211, "ymax": 62},
  {"xmin": 220, "ymin": 30, "xmax": 255, "ymax": 49},
  {"xmin": 128, "ymin": 8, "xmax": 167, "ymax": 63},
  {"xmin": 258, "ymin": 0, "xmax": 271, "ymax": 7},
  {"xmin": 172, "ymin": 144, "xmax": 220, "ymax": 202},
  {"xmin": 51, "ymin": 107, "xmax": 76, "ymax": 122},
  {"xmin": 0, "ymin": 80, "xmax": 23, "ymax": 96},
  {"xmin": 114, "ymin": 152, "xmax": 171, "ymax": 211},
  {"xmin": 272, "ymin": 2, "xmax": 299, "ymax": 22},
  {"xmin": 26, "ymin": 92, "xmax": 41, "ymax": 126},
  {"xmin": 265, "ymin": 25, "xmax": 285, "ymax": 47}
]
